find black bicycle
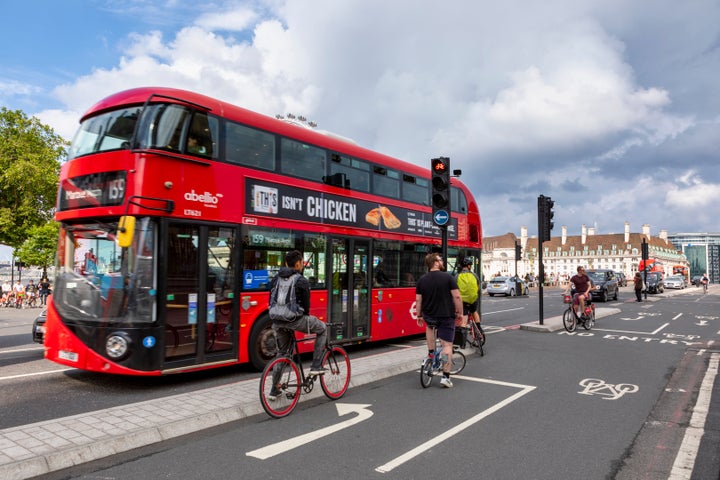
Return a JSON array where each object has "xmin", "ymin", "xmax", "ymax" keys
[
  {"xmin": 562, "ymin": 294, "xmax": 595, "ymax": 332},
  {"xmin": 259, "ymin": 322, "xmax": 351, "ymax": 418}
]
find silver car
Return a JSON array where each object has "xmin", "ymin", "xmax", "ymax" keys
[
  {"xmin": 486, "ymin": 276, "xmax": 527, "ymax": 296},
  {"xmin": 664, "ymin": 275, "xmax": 687, "ymax": 289}
]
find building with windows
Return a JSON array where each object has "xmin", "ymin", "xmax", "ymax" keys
[
  {"xmin": 667, "ymin": 233, "xmax": 720, "ymax": 284},
  {"xmin": 482, "ymin": 222, "xmax": 688, "ymax": 284}
]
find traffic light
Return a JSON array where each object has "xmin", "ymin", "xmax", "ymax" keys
[
  {"xmin": 538, "ymin": 195, "xmax": 555, "ymax": 242},
  {"xmin": 431, "ymin": 157, "xmax": 451, "ymax": 226},
  {"xmin": 515, "ymin": 242, "xmax": 522, "ymax": 261}
]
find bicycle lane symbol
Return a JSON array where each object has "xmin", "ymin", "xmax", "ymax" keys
[{"xmin": 578, "ymin": 378, "xmax": 639, "ymax": 400}]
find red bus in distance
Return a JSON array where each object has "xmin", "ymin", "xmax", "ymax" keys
[
  {"xmin": 638, "ymin": 259, "xmax": 664, "ymax": 275},
  {"xmin": 672, "ymin": 265, "xmax": 689, "ymax": 281},
  {"xmin": 44, "ymin": 87, "xmax": 482, "ymax": 375}
]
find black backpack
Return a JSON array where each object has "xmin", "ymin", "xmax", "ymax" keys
[{"xmin": 269, "ymin": 273, "xmax": 304, "ymax": 322}]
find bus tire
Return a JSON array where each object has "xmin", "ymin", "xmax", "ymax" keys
[{"xmin": 248, "ymin": 314, "xmax": 277, "ymax": 371}]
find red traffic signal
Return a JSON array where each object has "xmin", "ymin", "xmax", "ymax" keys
[{"xmin": 432, "ymin": 158, "xmax": 448, "ymax": 174}]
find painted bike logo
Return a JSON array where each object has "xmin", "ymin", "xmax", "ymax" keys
[{"xmin": 578, "ymin": 378, "xmax": 639, "ymax": 400}]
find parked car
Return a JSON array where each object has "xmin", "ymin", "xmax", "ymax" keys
[
  {"xmin": 614, "ymin": 271, "xmax": 627, "ymax": 287},
  {"xmin": 644, "ymin": 272, "xmax": 664, "ymax": 294},
  {"xmin": 664, "ymin": 275, "xmax": 687, "ymax": 289},
  {"xmin": 691, "ymin": 275, "xmax": 703, "ymax": 286},
  {"xmin": 587, "ymin": 269, "xmax": 619, "ymax": 302},
  {"xmin": 32, "ymin": 309, "xmax": 47, "ymax": 344},
  {"xmin": 486, "ymin": 276, "xmax": 527, "ymax": 296}
]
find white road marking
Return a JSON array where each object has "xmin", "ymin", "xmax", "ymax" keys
[
  {"xmin": 0, "ymin": 346, "xmax": 44, "ymax": 355},
  {"xmin": 246, "ymin": 403, "xmax": 374, "ymax": 460},
  {"xmin": 375, "ymin": 377, "xmax": 536, "ymax": 473},
  {"xmin": 0, "ymin": 368, "xmax": 73, "ymax": 381},
  {"xmin": 669, "ymin": 353, "xmax": 719, "ymax": 479}
]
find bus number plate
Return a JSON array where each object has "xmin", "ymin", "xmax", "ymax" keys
[{"xmin": 59, "ymin": 350, "xmax": 79, "ymax": 362}]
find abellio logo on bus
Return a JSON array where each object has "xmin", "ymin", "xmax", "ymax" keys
[{"xmin": 184, "ymin": 189, "xmax": 222, "ymax": 208}]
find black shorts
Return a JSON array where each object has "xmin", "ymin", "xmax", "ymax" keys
[
  {"xmin": 423, "ymin": 316, "xmax": 455, "ymax": 343},
  {"xmin": 462, "ymin": 301, "xmax": 478, "ymax": 315}
]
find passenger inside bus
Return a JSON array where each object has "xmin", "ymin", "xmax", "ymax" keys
[{"xmin": 187, "ymin": 134, "xmax": 208, "ymax": 155}]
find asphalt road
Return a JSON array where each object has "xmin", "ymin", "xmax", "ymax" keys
[{"xmin": 3, "ymin": 285, "xmax": 716, "ymax": 480}]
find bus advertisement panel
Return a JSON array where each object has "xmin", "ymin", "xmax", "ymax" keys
[{"xmin": 43, "ymin": 87, "xmax": 482, "ymax": 375}]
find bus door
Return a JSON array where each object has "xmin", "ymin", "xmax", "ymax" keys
[
  {"xmin": 163, "ymin": 222, "xmax": 238, "ymax": 368},
  {"xmin": 328, "ymin": 238, "xmax": 370, "ymax": 342}
]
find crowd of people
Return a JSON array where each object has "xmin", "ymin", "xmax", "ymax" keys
[{"xmin": 0, "ymin": 277, "xmax": 51, "ymax": 308}]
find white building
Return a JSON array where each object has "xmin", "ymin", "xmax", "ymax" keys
[{"xmin": 482, "ymin": 222, "xmax": 687, "ymax": 283}]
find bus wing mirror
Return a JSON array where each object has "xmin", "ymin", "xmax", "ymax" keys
[{"xmin": 117, "ymin": 216, "xmax": 136, "ymax": 248}]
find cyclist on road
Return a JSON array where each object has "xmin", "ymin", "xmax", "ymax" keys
[
  {"xmin": 564, "ymin": 266, "xmax": 593, "ymax": 316},
  {"xmin": 268, "ymin": 250, "xmax": 328, "ymax": 381},
  {"xmin": 26, "ymin": 280, "xmax": 37, "ymax": 304},
  {"xmin": 457, "ymin": 257, "xmax": 482, "ymax": 331},
  {"xmin": 701, "ymin": 273, "xmax": 709, "ymax": 293},
  {"xmin": 13, "ymin": 280, "xmax": 26, "ymax": 308},
  {"xmin": 416, "ymin": 253, "xmax": 463, "ymax": 388}
]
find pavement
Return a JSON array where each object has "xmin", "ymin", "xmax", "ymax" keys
[{"xmin": 0, "ymin": 288, "xmax": 707, "ymax": 479}]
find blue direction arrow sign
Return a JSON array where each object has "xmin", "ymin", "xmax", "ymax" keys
[{"xmin": 433, "ymin": 210, "xmax": 449, "ymax": 226}]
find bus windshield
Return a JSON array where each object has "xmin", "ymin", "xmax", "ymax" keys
[
  {"xmin": 54, "ymin": 217, "xmax": 156, "ymax": 324},
  {"xmin": 68, "ymin": 107, "xmax": 141, "ymax": 159}
]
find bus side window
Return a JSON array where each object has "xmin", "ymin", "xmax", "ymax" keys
[
  {"xmin": 226, "ymin": 122, "xmax": 276, "ymax": 170},
  {"xmin": 281, "ymin": 138, "xmax": 327, "ymax": 182}
]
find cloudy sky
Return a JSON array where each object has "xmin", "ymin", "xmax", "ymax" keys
[{"xmin": 1, "ymin": 0, "xmax": 719, "ymax": 259}]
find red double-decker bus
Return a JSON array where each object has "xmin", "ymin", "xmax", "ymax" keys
[
  {"xmin": 673, "ymin": 265, "xmax": 689, "ymax": 281},
  {"xmin": 638, "ymin": 258, "xmax": 664, "ymax": 275},
  {"xmin": 44, "ymin": 87, "xmax": 482, "ymax": 375}
]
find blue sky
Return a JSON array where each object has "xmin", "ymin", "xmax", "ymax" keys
[{"xmin": 1, "ymin": 0, "xmax": 719, "ymax": 262}]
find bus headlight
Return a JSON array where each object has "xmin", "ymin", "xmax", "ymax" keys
[{"xmin": 106, "ymin": 333, "xmax": 131, "ymax": 360}]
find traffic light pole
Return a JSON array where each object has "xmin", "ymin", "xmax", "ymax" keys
[
  {"xmin": 642, "ymin": 238, "xmax": 648, "ymax": 301},
  {"xmin": 441, "ymin": 227, "xmax": 448, "ymax": 266},
  {"xmin": 538, "ymin": 244, "xmax": 545, "ymax": 325},
  {"xmin": 537, "ymin": 195, "xmax": 554, "ymax": 325}
]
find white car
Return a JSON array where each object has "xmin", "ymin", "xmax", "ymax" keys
[
  {"xmin": 486, "ymin": 276, "xmax": 527, "ymax": 296},
  {"xmin": 664, "ymin": 275, "xmax": 687, "ymax": 289}
]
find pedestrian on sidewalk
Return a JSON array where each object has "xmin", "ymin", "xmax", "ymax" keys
[{"xmin": 633, "ymin": 272, "xmax": 643, "ymax": 302}]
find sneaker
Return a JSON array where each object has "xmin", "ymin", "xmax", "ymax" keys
[
  {"xmin": 440, "ymin": 376, "xmax": 453, "ymax": 388},
  {"xmin": 268, "ymin": 389, "xmax": 280, "ymax": 401},
  {"xmin": 309, "ymin": 367, "xmax": 327, "ymax": 376}
]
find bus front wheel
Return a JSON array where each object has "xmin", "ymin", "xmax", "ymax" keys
[{"xmin": 248, "ymin": 314, "xmax": 277, "ymax": 371}]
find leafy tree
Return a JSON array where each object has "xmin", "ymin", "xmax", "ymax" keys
[
  {"xmin": 0, "ymin": 107, "xmax": 66, "ymax": 249},
  {"xmin": 15, "ymin": 222, "xmax": 59, "ymax": 277}
]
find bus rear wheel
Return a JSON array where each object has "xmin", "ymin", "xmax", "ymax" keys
[{"xmin": 249, "ymin": 314, "xmax": 277, "ymax": 371}]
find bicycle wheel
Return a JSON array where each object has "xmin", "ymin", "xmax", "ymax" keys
[
  {"xmin": 420, "ymin": 357, "xmax": 434, "ymax": 388},
  {"xmin": 259, "ymin": 356, "xmax": 300, "ymax": 418},
  {"xmin": 583, "ymin": 310, "xmax": 595, "ymax": 330},
  {"xmin": 320, "ymin": 346, "xmax": 351, "ymax": 400},
  {"xmin": 468, "ymin": 322, "xmax": 485, "ymax": 356},
  {"xmin": 562, "ymin": 308, "xmax": 577, "ymax": 333},
  {"xmin": 450, "ymin": 349, "xmax": 466, "ymax": 374}
]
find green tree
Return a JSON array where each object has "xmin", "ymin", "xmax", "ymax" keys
[
  {"xmin": 15, "ymin": 222, "xmax": 59, "ymax": 277},
  {"xmin": 0, "ymin": 107, "xmax": 66, "ymax": 249}
]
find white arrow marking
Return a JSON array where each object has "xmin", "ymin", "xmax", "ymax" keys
[
  {"xmin": 246, "ymin": 403, "xmax": 373, "ymax": 459},
  {"xmin": 696, "ymin": 320, "xmax": 708, "ymax": 326}
]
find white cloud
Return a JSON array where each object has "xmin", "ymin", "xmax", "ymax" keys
[
  {"xmin": 666, "ymin": 173, "xmax": 720, "ymax": 208},
  {"xmin": 16, "ymin": 0, "xmax": 719, "ymax": 236},
  {"xmin": 194, "ymin": 6, "xmax": 257, "ymax": 32}
]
